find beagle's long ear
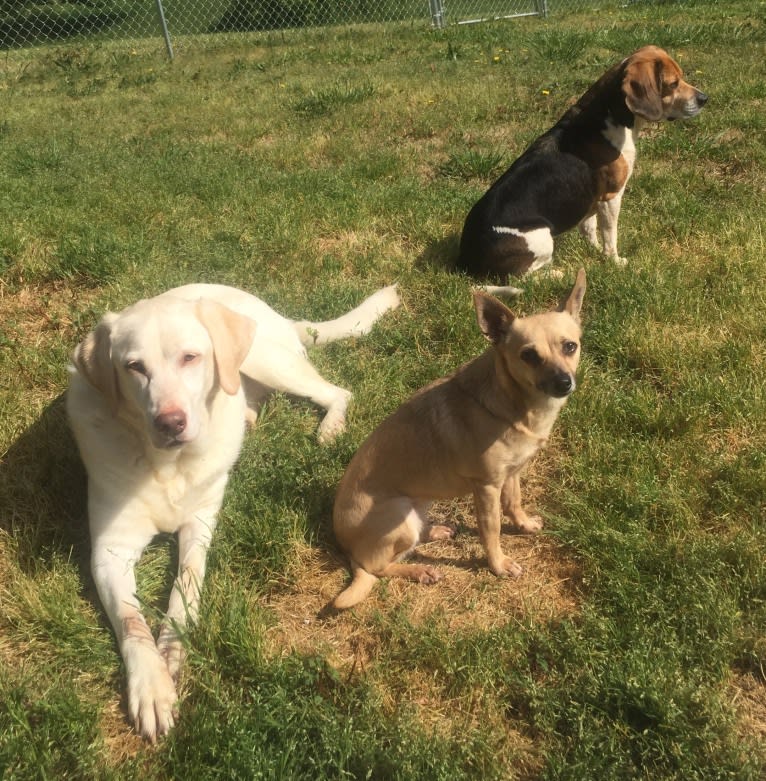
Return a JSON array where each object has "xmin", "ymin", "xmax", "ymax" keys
[
  {"xmin": 623, "ymin": 54, "xmax": 664, "ymax": 122},
  {"xmin": 473, "ymin": 290, "xmax": 515, "ymax": 345},
  {"xmin": 196, "ymin": 300, "xmax": 257, "ymax": 396},
  {"xmin": 72, "ymin": 314, "xmax": 120, "ymax": 411},
  {"xmin": 559, "ymin": 268, "xmax": 587, "ymax": 323}
]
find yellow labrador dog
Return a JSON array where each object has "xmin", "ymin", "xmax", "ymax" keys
[
  {"xmin": 332, "ymin": 271, "xmax": 585, "ymax": 609},
  {"xmin": 67, "ymin": 283, "xmax": 399, "ymax": 740}
]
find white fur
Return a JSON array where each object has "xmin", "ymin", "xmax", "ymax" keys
[
  {"xmin": 491, "ymin": 225, "xmax": 554, "ymax": 272},
  {"xmin": 67, "ymin": 283, "xmax": 399, "ymax": 741},
  {"xmin": 578, "ymin": 119, "xmax": 638, "ymax": 264}
]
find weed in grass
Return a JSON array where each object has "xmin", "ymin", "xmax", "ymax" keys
[
  {"xmin": 438, "ymin": 149, "xmax": 506, "ymax": 181},
  {"xmin": 292, "ymin": 81, "xmax": 376, "ymax": 117}
]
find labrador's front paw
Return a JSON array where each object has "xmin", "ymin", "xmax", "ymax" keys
[{"xmin": 123, "ymin": 639, "xmax": 179, "ymax": 742}]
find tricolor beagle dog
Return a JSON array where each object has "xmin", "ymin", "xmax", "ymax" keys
[{"xmin": 457, "ymin": 46, "xmax": 707, "ymax": 284}]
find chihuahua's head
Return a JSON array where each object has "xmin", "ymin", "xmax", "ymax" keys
[{"xmin": 473, "ymin": 269, "xmax": 586, "ymax": 400}]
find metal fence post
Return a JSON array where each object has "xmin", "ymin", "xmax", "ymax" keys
[
  {"xmin": 155, "ymin": 0, "xmax": 175, "ymax": 60},
  {"xmin": 429, "ymin": 0, "xmax": 446, "ymax": 28}
]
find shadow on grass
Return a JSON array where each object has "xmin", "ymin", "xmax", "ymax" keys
[
  {"xmin": 413, "ymin": 233, "xmax": 462, "ymax": 274},
  {"xmin": 0, "ymin": 9, "xmax": 127, "ymax": 49},
  {"xmin": 0, "ymin": 393, "xmax": 91, "ymax": 579}
]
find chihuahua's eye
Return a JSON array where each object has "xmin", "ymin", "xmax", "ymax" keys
[
  {"xmin": 562, "ymin": 341, "xmax": 578, "ymax": 356},
  {"xmin": 182, "ymin": 353, "xmax": 199, "ymax": 366},
  {"xmin": 668, "ymin": 79, "xmax": 679, "ymax": 89},
  {"xmin": 126, "ymin": 359, "xmax": 147, "ymax": 376},
  {"xmin": 520, "ymin": 347, "xmax": 542, "ymax": 366}
]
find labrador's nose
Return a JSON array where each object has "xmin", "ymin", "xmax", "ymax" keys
[{"xmin": 154, "ymin": 409, "xmax": 187, "ymax": 437}]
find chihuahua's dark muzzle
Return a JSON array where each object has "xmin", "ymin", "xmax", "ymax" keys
[{"xmin": 540, "ymin": 371, "xmax": 576, "ymax": 398}]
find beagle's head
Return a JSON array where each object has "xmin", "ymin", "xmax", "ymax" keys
[{"xmin": 622, "ymin": 45, "xmax": 708, "ymax": 122}]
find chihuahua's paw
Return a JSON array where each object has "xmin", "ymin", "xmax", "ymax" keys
[
  {"xmin": 426, "ymin": 524, "xmax": 455, "ymax": 541},
  {"xmin": 414, "ymin": 565, "xmax": 443, "ymax": 585},
  {"xmin": 490, "ymin": 556, "xmax": 523, "ymax": 578},
  {"xmin": 513, "ymin": 515, "xmax": 543, "ymax": 534}
]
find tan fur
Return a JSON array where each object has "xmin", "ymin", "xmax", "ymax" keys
[
  {"xmin": 623, "ymin": 45, "xmax": 701, "ymax": 123},
  {"xmin": 332, "ymin": 270, "xmax": 587, "ymax": 609}
]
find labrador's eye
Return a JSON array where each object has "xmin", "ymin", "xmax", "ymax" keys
[
  {"xmin": 126, "ymin": 359, "xmax": 147, "ymax": 376},
  {"xmin": 520, "ymin": 347, "xmax": 542, "ymax": 366},
  {"xmin": 182, "ymin": 353, "xmax": 199, "ymax": 365},
  {"xmin": 562, "ymin": 341, "xmax": 578, "ymax": 356}
]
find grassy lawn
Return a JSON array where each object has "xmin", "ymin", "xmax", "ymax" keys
[{"xmin": 1, "ymin": 1, "xmax": 765, "ymax": 777}]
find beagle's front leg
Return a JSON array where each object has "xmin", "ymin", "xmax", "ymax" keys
[
  {"xmin": 578, "ymin": 213, "xmax": 601, "ymax": 250},
  {"xmin": 597, "ymin": 191, "xmax": 628, "ymax": 266}
]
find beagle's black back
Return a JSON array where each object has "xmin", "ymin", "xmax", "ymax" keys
[{"xmin": 457, "ymin": 62, "xmax": 630, "ymax": 279}]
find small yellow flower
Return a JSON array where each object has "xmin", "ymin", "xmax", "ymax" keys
[
  {"xmin": 493, "ymin": 55, "xmax": 501, "ymax": 63},
  {"xmin": 542, "ymin": 89, "xmax": 550, "ymax": 96}
]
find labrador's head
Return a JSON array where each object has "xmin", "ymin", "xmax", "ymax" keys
[{"xmin": 73, "ymin": 295, "xmax": 256, "ymax": 449}]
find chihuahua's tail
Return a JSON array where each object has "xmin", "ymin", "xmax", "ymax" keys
[
  {"xmin": 294, "ymin": 285, "xmax": 400, "ymax": 347},
  {"xmin": 333, "ymin": 563, "xmax": 378, "ymax": 610}
]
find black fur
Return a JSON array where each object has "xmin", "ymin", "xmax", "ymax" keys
[{"xmin": 457, "ymin": 61, "xmax": 633, "ymax": 279}]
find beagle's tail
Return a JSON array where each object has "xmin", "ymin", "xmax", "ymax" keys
[
  {"xmin": 333, "ymin": 563, "xmax": 379, "ymax": 610},
  {"xmin": 294, "ymin": 285, "xmax": 400, "ymax": 347}
]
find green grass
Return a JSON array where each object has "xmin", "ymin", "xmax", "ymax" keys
[{"xmin": 1, "ymin": 1, "xmax": 765, "ymax": 777}]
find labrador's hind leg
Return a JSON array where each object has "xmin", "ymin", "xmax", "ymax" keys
[{"xmin": 239, "ymin": 337, "xmax": 351, "ymax": 442}]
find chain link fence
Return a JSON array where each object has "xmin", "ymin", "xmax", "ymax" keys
[{"xmin": 0, "ymin": 0, "xmax": 643, "ymax": 55}]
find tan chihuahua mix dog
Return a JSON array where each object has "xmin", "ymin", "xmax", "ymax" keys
[{"xmin": 332, "ymin": 269, "xmax": 586, "ymax": 609}]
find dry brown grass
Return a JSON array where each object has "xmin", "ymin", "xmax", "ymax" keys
[
  {"xmin": 264, "ymin": 500, "xmax": 580, "ymax": 671},
  {"xmin": 732, "ymin": 670, "xmax": 766, "ymax": 747},
  {"xmin": 0, "ymin": 281, "xmax": 96, "ymax": 351},
  {"xmin": 262, "ymin": 503, "xmax": 578, "ymax": 779}
]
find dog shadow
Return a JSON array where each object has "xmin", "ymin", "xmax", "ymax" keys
[
  {"xmin": 413, "ymin": 233, "xmax": 462, "ymax": 274},
  {"xmin": 0, "ymin": 393, "xmax": 92, "ymax": 580}
]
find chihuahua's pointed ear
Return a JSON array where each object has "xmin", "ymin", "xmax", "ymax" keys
[
  {"xmin": 560, "ymin": 268, "xmax": 587, "ymax": 322},
  {"xmin": 473, "ymin": 290, "xmax": 515, "ymax": 345},
  {"xmin": 72, "ymin": 313, "xmax": 120, "ymax": 413}
]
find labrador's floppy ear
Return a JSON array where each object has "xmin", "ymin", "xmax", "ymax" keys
[
  {"xmin": 196, "ymin": 299, "xmax": 257, "ymax": 395},
  {"xmin": 559, "ymin": 268, "xmax": 587, "ymax": 323},
  {"xmin": 72, "ymin": 313, "xmax": 120, "ymax": 412},
  {"xmin": 473, "ymin": 290, "xmax": 516, "ymax": 345},
  {"xmin": 623, "ymin": 52, "xmax": 664, "ymax": 122}
]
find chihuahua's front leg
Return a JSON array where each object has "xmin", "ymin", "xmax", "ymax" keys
[
  {"xmin": 473, "ymin": 483, "xmax": 523, "ymax": 577},
  {"xmin": 501, "ymin": 472, "xmax": 543, "ymax": 534}
]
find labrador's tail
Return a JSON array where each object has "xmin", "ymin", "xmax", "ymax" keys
[{"xmin": 294, "ymin": 285, "xmax": 400, "ymax": 347}]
